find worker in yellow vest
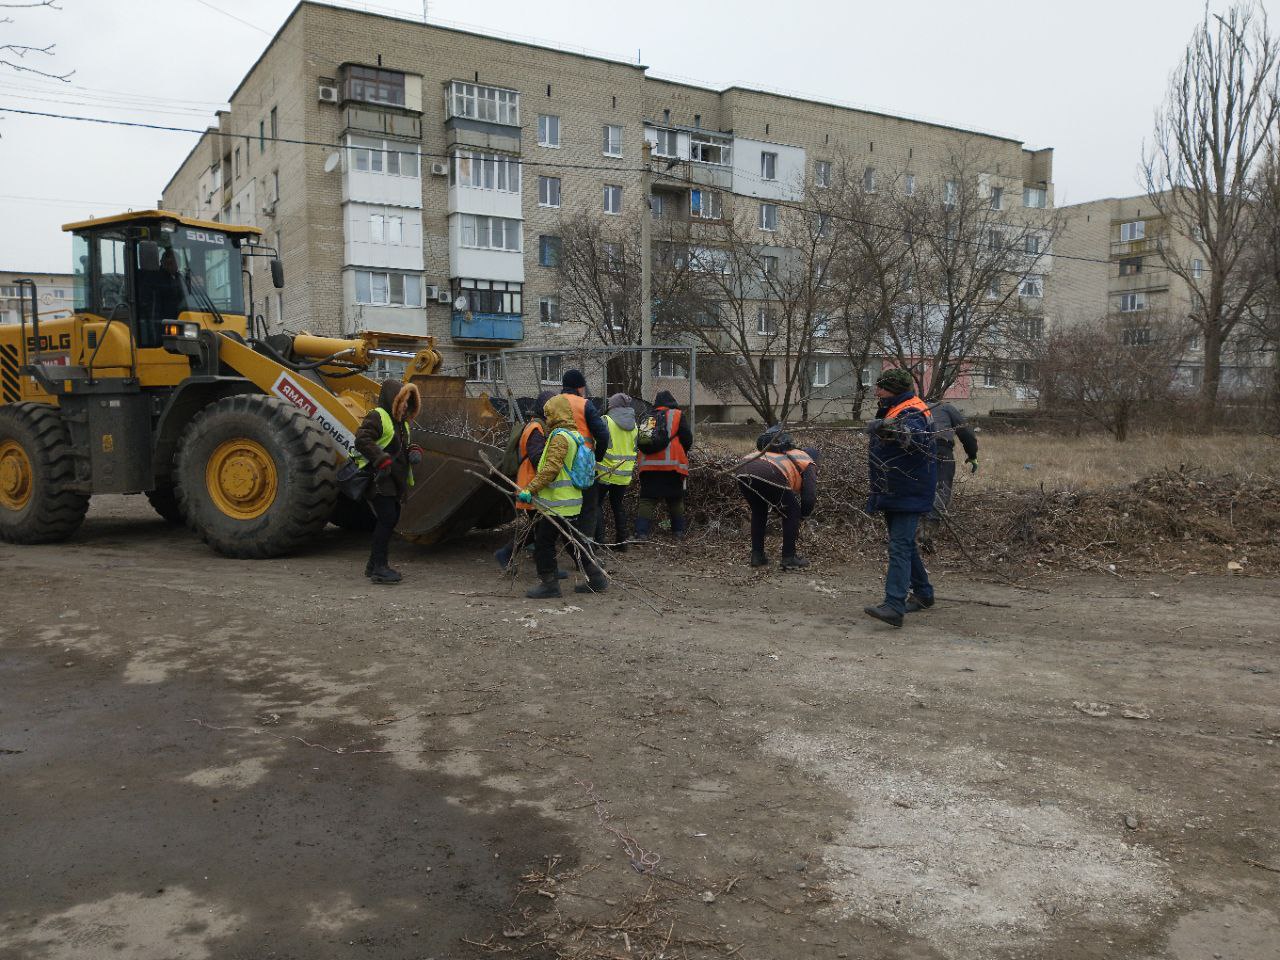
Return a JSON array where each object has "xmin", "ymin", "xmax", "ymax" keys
[
  {"xmin": 352, "ymin": 380, "xmax": 422, "ymax": 584},
  {"xmin": 594, "ymin": 393, "xmax": 639, "ymax": 550}
]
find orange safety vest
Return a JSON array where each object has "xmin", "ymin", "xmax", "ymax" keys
[
  {"xmin": 515, "ymin": 420, "xmax": 544, "ymax": 511},
  {"xmin": 885, "ymin": 395, "xmax": 932, "ymax": 422},
  {"xmin": 762, "ymin": 449, "xmax": 814, "ymax": 494},
  {"xmin": 562, "ymin": 393, "xmax": 595, "ymax": 451},
  {"xmin": 637, "ymin": 407, "xmax": 688, "ymax": 475}
]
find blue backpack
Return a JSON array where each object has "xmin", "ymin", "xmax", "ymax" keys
[{"xmin": 551, "ymin": 428, "xmax": 597, "ymax": 489}]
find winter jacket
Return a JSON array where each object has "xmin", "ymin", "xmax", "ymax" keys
[
  {"xmin": 355, "ymin": 380, "xmax": 421, "ymax": 502},
  {"xmin": 525, "ymin": 395, "xmax": 581, "ymax": 496},
  {"xmin": 560, "ymin": 392, "xmax": 611, "ymax": 461},
  {"xmin": 636, "ymin": 397, "xmax": 694, "ymax": 499},
  {"xmin": 734, "ymin": 447, "xmax": 819, "ymax": 516},
  {"xmin": 928, "ymin": 402, "xmax": 978, "ymax": 461},
  {"xmin": 865, "ymin": 390, "xmax": 937, "ymax": 514}
]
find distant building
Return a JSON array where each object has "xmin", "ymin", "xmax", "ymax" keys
[
  {"xmin": 160, "ymin": 0, "xmax": 1053, "ymax": 419},
  {"xmin": 0, "ymin": 270, "xmax": 76, "ymax": 326}
]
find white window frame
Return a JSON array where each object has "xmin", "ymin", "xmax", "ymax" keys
[
  {"xmin": 654, "ymin": 129, "xmax": 678, "ymax": 158},
  {"xmin": 760, "ymin": 254, "xmax": 779, "ymax": 278},
  {"xmin": 943, "ymin": 179, "xmax": 958, "ymax": 207},
  {"xmin": 465, "ymin": 352, "xmax": 504, "ymax": 383},
  {"xmin": 449, "ymin": 81, "xmax": 519, "ymax": 125},
  {"xmin": 759, "ymin": 203, "xmax": 778, "ymax": 232},
  {"xmin": 1118, "ymin": 292, "xmax": 1146, "ymax": 313},
  {"xmin": 756, "ymin": 306, "xmax": 778, "ymax": 336},
  {"xmin": 690, "ymin": 136, "xmax": 730, "ymax": 166},
  {"xmin": 354, "ymin": 270, "xmax": 423, "ymax": 307},
  {"xmin": 981, "ymin": 365, "xmax": 998, "ymax": 388},
  {"xmin": 538, "ymin": 175, "xmax": 561, "ymax": 208},
  {"xmin": 810, "ymin": 358, "xmax": 831, "ymax": 388},
  {"xmin": 603, "ymin": 124, "xmax": 623, "ymax": 157},
  {"xmin": 1120, "ymin": 221, "xmax": 1146, "ymax": 242},
  {"xmin": 989, "ymin": 186, "xmax": 1004, "ymax": 211},
  {"xmin": 348, "ymin": 135, "xmax": 421, "ymax": 179},
  {"xmin": 1024, "ymin": 234, "xmax": 1041, "ymax": 255},
  {"xmin": 1191, "ymin": 258, "xmax": 1204, "ymax": 280},
  {"xmin": 603, "ymin": 183, "xmax": 623, "ymax": 215},
  {"xmin": 537, "ymin": 114, "xmax": 561, "ymax": 148},
  {"xmin": 1019, "ymin": 274, "xmax": 1044, "ymax": 298},
  {"xmin": 760, "ymin": 151, "xmax": 777, "ymax": 181},
  {"xmin": 1023, "ymin": 185, "xmax": 1047, "ymax": 208},
  {"xmin": 759, "ymin": 356, "xmax": 778, "ymax": 383},
  {"xmin": 815, "ymin": 160, "xmax": 832, "ymax": 189},
  {"xmin": 538, "ymin": 295, "xmax": 561, "ymax": 326},
  {"xmin": 863, "ymin": 166, "xmax": 877, "ymax": 193},
  {"xmin": 452, "ymin": 151, "xmax": 521, "ymax": 193},
  {"xmin": 689, "ymin": 189, "xmax": 722, "ymax": 220},
  {"xmin": 459, "ymin": 214, "xmax": 522, "ymax": 252},
  {"xmin": 905, "ymin": 173, "xmax": 916, "ymax": 196},
  {"xmin": 539, "ymin": 354, "xmax": 562, "ymax": 385}
]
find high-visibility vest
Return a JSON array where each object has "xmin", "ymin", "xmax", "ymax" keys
[
  {"xmin": 562, "ymin": 394, "xmax": 595, "ymax": 450},
  {"xmin": 597, "ymin": 414, "xmax": 638, "ymax": 486},
  {"xmin": 762, "ymin": 450, "xmax": 814, "ymax": 494},
  {"xmin": 350, "ymin": 407, "xmax": 415, "ymax": 488},
  {"xmin": 637, "ymin": 407, "xmax": 688, "ymax": 475},
  {"xmin": 533, "ymin": 429, "xmax": 583, "ymax": 517},
  {"xmin": 885, "ymin": 395, "xmax": 932, "ymax": 423},
  {"xmin": 515, "ymin": 420, "xmax": 544, "ymax": 511}
]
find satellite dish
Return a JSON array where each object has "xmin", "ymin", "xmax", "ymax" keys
[
  {"xmin": 453, "ymin": 296, "xmax": 468, "ymax": 311},
  {"xmin": 323, "ymin": 152, "xmax": 341, "ymax": 173}
]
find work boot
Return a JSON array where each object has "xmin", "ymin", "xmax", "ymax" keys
[
  {"xmin": 863, "ymin": 603, "xmax": 904, "ymax": 628},
  {"xmin": 369, "ymin": 564, "xmax": 402, "ymax": 585},
  {"xmin": 905, "ymin": 593, "xmax": 935, "ymax": 613},
  {"xmin": 780, "ymin": 554, "xmax": 810, "ymax": 570},
  {"xmin": 573, "ymin": 572, "xmax": 609, "ymax": 594},
  {"xmin": 526, "ymin": 576, "xmax": 562, "ymax": 599},
  {"xmin": 632, "ymin": 517, "xmax": 651, "ymax": 543},
  {"xmin": 750, "ymin": 550, "xmax": 770, "ymax": 568},
  {"xmin": 364, "ymin": 558, "xmax": 375, "ymax": 578}
]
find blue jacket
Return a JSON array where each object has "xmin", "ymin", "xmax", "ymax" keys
[{"xmin": 865, "ymin": 390, "xmax": 938, "ymax": 514}]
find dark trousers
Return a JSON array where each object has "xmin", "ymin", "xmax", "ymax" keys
[
  {"xmin": 737, "ymin": 476, "xmax": 800, "ymax": 556},
  {"xmin": 369, "ymin": 494, "xmax": 401, "ymax": 566},
  {"xmin": 577, "ymin": 482, "xmax": 599, "ymax": 543},
  {"xmin": 928, "ymin": 452, "xmax": 957, "ymax": 522},
  {"xmin": 594, "ymin": 483, "xmax": 629, "ymax": 545},
  {"xmin": 883, "ymin": 511, "xmax": 932, "ymax": 615},
  {"xmin": 534, "ymin": 510, "xmax": 603, "ymax": 581}
]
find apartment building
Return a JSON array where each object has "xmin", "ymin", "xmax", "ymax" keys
[
  {"xmin": 1051, "ymin": 195, "xmax": 1272, "ymax": 396},
  {"xmin": 160, "ymin": 0, "xmax": 1054, "ymax": 419},
  {"xmin": 0, "ymin": 270, "xmax": 76, "ymax": 326}
]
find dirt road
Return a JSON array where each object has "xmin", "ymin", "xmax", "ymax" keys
[{"xmin": 2, "ymin": 496, "xmax": 1277, "ymax": 959}]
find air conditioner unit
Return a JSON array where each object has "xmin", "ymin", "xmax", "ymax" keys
[
  {"xmin": 436, "ymin": 290, "xmax": 452, "ymax": 305},
  {"xmin": 261, "ymin": 199, "xmax": 277, "ymax": 217},
  {"xmin": 318, "ymin": 83, "xmax": 339, "ymax": 103},
  {"xmin": 424, "ymin": 284, "xmax": 439, "ymax": 301},
  {"xmin": 430, "ymin": 161, "xmax": 449, "ymax": 176}
]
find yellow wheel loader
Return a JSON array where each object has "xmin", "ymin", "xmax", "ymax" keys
[{"xmin": 0, "ymin": 211, "xmax": 512, "ymax": 557}]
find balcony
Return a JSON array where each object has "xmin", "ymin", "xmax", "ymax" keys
[
  {"xmin": 1110, "ymin": 236, "xmax": 1164, "ymax": 257},
  {"xmin": 451, "ymin": 311, "xmax": 524, "ymax": 343}
]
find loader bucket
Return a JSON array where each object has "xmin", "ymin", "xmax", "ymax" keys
[{"xmin": 397, "ymin": 375, "xmax": 515, "ymax": 544}]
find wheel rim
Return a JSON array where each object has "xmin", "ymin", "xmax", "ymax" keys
[
  {"xmin": 205, "ymin": 438, "xmax": 278, "ymax": 520},
  {"xmin": 0, "ymin": 439, "xmax": 34, "ymax": 511}
]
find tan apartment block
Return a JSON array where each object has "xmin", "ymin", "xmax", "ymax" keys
[
  {"xmin": 0, "ymin": 270, "xmax": 76, "ymax": 326},
  {"xmin": 161, "ymin": 0, "xmax": 1053, "ymax": 419}
]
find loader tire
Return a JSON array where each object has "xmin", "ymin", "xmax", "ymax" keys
[
  {"xmin": 145, "ymin": 484, "xmax": 185, "ymax": 524},
  {"xmin": 175, "ymin": 394, "xmax": 338, "ymax": 558},
  {"xmin": 0, "ymin": 403, "xmax": 89, "ymax": 544},
  {"xmin": 329, "ymin": 494, "xmax": 376, "ymax": 532}
]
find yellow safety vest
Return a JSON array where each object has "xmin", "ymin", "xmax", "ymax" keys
[
  {"xmin": 596, "ymin": 414, "xmax": 638, "ymax": 486},
  {"xmin": 534, "ymin": 429, "xmax": 583, "ymax": 516},
  {"xmin": 350, "ymin": 408, "xmax": 414, "ymax": 487}
]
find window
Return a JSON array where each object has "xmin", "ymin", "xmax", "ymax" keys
[
  {"xmin": 603, "ymin": 184, "xmax": 623, "ymax": 214},
  {"xmin": 759, "ymin": 203, "xmax": 778, "ymax": 231},
  {"xmin": 269, "ymin": 106, "xmax": 277, "ymax": 140},
  {"xmin": 654, "ymin": 129, "xmax": 678, "ymax": 157},
  {"xmin": 455, "ymin": 279, "xmax": 522, "ymax": 314},
  {"xmin": 602, "ymin": 241, "xmax": 622, "ymax": 269},
  {"xmin": 815, "ymin": 160, "xmax": 831, "ymax": 188},
  {"xmin": 1118, "ymin": 292, "xmax": 1146, "ymax": 312},
  {"xmin": 761, "ymin": 254, "xmax": 779, "ymax": 277},
  {"xmin": 465, "ymin": 352, "xmax": 503, "ymax": 382},
  {"xmin": 605, "ymin": 299, "xmax": 625, "ymax": 331},
  {"xmin": 810, "ymin": 358, "xmax": 831, "ymax": 388},
  {"xmin": 1122, "ymin": 326, "xmax": 1152, "ymax": 346},
  {"xmin": 816, "ymin": 214, "xmax": 831, "ymax": 238},
  {"xmin": 537, "ymin": 114, "xmax": 560, "ymax": 147},
  {"xmin": 346, "ymin": 65, "xmax": 406, "ymax": 107},
  {"xmin": 354, "ymin": 270, "xmax": 423, "ymax": 306},
  {"xmin": 860, "ymin": 365, "xmax": 876, "ymax": 388},
  {"xmin": 538, "ymin": 295, "xmax": 560, "ymax": 325},
  {"xmin": 990, "ymin": 186, "xmax": 1003, "ymax": 210},
  {"xmin": 690, "ymin": 136, "xmax": 730, "ymax": 165},
  {"xmin": 654, "ymin": 355, "xmax": 687, "ymax": 378},
  {"xmin": 1191, "ymin": 258, "xmax": 1204, "ymax": 280},
  {"xmin": 258, "ymin": 120, "xmax": 265, "ymax": 154},
  {"xmin": 450, "ymin": 81, "xmax": 519, "ymax": 124},
  {"xmin": 1024, "ymin": 186, "xmax": 1047, "ymax": 208},
  {"xmin": 651, "ymin": 194, "xmax": 665, "ymax": 220},
  {"xmin": 986, "ymin": 278, "xmax": 1000, "ymax": 300},
  {"xmin": 452, "ymin": 151, "xmax": 520, "ymax": 192},
  {"xmin": 349, "ymin": 136, "xmax": 421, "ymax": 178},
  {"xmin": 905, "ymin": 173, "xmax": 916, "ymax": 196},
  {"xmin": 459, "ymin": 214, "xmax": 522, "ymax": 251},
  {"xmin": 943, "ymin": 179, "xmax": 958, "ymax": 207},
  {"xmin": 813, "ymin": 315, "xmax": 834, "ymax": 338},
  {"xmin": 1119, "ymin": 257, "xmax": 1143, "ymax": 276},
  {"xmin": 1188, "ymin": 334, "xmax": 1200, "ymax": 351},
  {"xmin": 538, "ymin": 176, "xmax": 561, "ymax": 207},
  {"xmin": 756, "ymin": 307, "xmax": 778, "ymax": 336},
  {"xmin": 1019, "ymin": 275, "xmax": 1043, "ymax": 298},
  {"xmin": 987, "ymin": 229, "xmax": 1004, "ymax": 251},
  {"xmin": 603, "ymin": 124, "xmax": 623, "ymax": 157},
  {"xmin": 1120, "ymin": 221, "xmax": 1145, "ymax": 242},
  {"xmin": 689, "ymin": 189, "xmax": 722, "ymax": 219},
  {"xmin": 538, "ymin": 235, "xmax": 561, "ymax": 267},
  {"xmin": 539, "ymin": 354, "xmax": 563, "ymax": 384},
  {"xmin": 982, "ymin": 364, "xmax": 998, "ymax": 388},
  {"xmin": 234, "ymin": 147, "xmax": 241, "ymax": 180},
  {"xmin": 1024, "ymin": 234, "xmax": 1041, "ymax": 255},
  {"xmin": 761, "ymin": 151, "xmax": 777, "ymax": 180},
  {"xmin": 1017, "ymin": 317, "xmax": 1044, "ymax": 341},
  {"xmin": 272, "ymin": 170, "xmax": 280, "ymax": 202},
  {"xmin": 759, "ymin": 357, "xmax": 777, "ymax": 383},
  {"xmin": 863, "ymin": 166, "xmax": 877, "ymax": 192}
]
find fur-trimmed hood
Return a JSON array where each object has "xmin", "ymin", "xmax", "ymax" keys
[{"xmin": 377, "ymin": 379, "xmax": 421, "ymax": 423}]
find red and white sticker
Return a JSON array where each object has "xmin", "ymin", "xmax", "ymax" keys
[{"xmin": 270, "ymin": 372, "xmax": 356, "ymax": 455}]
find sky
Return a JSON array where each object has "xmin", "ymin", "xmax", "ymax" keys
[{"xmin": 0, "ymin": 0, "xmax": 1273, "ymax": 272}]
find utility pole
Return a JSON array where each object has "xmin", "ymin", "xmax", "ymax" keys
[{"xmin": 640, "ymin": 140, "xmax": 653, "ymax": 403}]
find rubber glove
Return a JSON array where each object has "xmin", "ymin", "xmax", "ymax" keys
[
  {"xmin": 516, "ymin": 490, "xmax": 533, "ymax": 504},
  {"xmin": 966, "ymin": 457, "xmax": 979, "ymax": 474}
]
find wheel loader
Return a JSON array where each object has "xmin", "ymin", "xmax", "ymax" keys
[{"xmin": 0, "ymin": 210, "xmax": 512, "ymax": 557}]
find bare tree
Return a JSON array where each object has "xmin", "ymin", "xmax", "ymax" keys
[
  {"xmin": 1143, "ymin": 1, "xmax": 1280, "ymax": 420},
  {"xmin": 1, "ymin": 0, "xmax": 71, "ymax": 81}
]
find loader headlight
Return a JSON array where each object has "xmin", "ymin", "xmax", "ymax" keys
[{"xmin": 162, "ymin": 321, "xmax": 200, "ymax": 340}]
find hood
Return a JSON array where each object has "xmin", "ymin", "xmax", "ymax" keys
[
  {"xmin": 757, "ymin": 425, "xmax": 795, "ymax": 452},
  {"xmin": 608, "ymin": 392, "xmax": 632, "ymax": 411},
  {"xmin": 653, "ymin": 390, "xmax": 679, "ymax": 409},
  {"xmin": 607, "ymin": 406, "xmax": 637, "ymax": 431},
  {"xmin": 533, "ymin": 389, "xmax": 556, "ymax": 420},
  {"xmin": 543, "ymin": 394, "xmax": 577, "ymax": 432}
]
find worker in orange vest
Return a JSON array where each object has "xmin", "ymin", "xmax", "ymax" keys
[
  {"xmin": 863, "ymin": 368, "xmax": 938, "ymax": 628},
  {"xmin": 732, "ymin": 426, "xmax": 819, "ymax": 569},
  {"xmin": 634, "ymin": 390, "xmax": 693, "ymax": 541}
]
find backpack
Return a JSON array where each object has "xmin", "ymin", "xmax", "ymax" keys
[
  {"xmin": 637, "ymin": 410, "xmax": 669, "ymax": 455},
  {"xmin": 551, "ymin": 428, "xmax": 597, "ymax": 489},
  {"xmin": 498, "ymin": 421, "xmax": 525, "ymax": 478}
]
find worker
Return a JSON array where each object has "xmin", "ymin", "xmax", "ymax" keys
[
  {"xmin": 559, "ymin": 369, "xmax": 611, "ymax": 544},
  {"xmin": 919, "ymin": 401, "xmax": 979, "ymax": 553},
  {"xmin": 594, "ymin": 392, "xmax": 638, "ymax": 550},
  {"xmin": 863, "ymin": 368, "xmax": 937, "ymax": 627},
  {"xmin": 732, "ymin": 425, "xmax": 819, "ymax": 569},
  {"xmin": 634, "ymin": 389, "xmax": 693, "ymax": 541},
  {"xmin": 494, "ymin": 390, "xmax": 555, "ymax": 570},
  {"xmin": 516, "ymin": 395, "xmax": 609, "ymax": 598},
  {"xmin": 353, "ymin": 379, "xmax": 423, "ymax": 585}
]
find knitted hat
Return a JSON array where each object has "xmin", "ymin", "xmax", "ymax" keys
[
  {"xmin": 561, "ymin": 368, "xmax": 588, "ymax": 391},
  {"xmin": 756, "ymin": 425, "xmax": 795, "ymax": 452},
  {"xmin": 653, "ymin": 390, "xmax": 678, "ymax": 408},
  {"xmin": 875, "ymin": 368, "xmax": 915, "ymax": 394},
  {"xmin": 608, "ymin": 392, "xmax": 632, "ymax": 410}
]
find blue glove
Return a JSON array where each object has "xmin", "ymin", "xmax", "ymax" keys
[{"xmin": 516, "ymin": 490, "xmax": 533, "ymax": 504}]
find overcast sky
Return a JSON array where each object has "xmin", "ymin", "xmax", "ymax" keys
[{"xmin": 0, "ymin": 0, "xmax": 1272, "ymax": 272}]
